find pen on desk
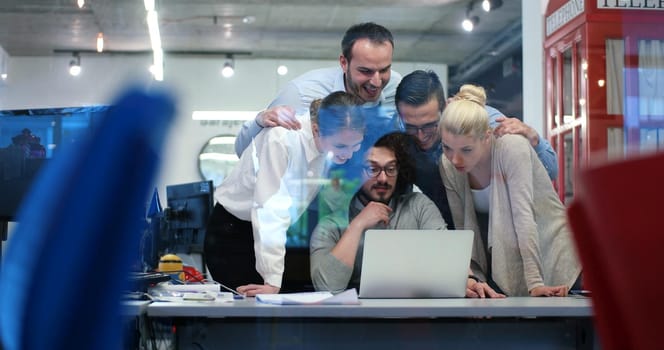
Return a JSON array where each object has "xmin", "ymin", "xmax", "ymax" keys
[{"xmin": 570, "ymin": 289, "xmax": 592, "ymax": 296}]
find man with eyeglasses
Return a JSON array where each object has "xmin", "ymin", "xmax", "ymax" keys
[
  {"xmin": 310, "ymin": 132, "xmax": 503, "ymax": 297},
  {"xmin": 310, "ymin": 132, "xmax": 444, "ymax": 293},
  {"xmin": 396, "ymin": 70, "xmax": 558, "ymax": 228}
]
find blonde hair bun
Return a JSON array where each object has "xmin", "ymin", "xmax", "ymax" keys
[
  {"xmin": 455, "ymin": 84, "xmax": 487, "ymax": 106},
  {"xmin": 441, "ymin": 84, "xmax": 490, "ymax": 139}
]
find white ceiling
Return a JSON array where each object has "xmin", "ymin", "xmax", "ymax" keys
[{"xmin": 0, "ymin": 0, "xmax": 521, "ymax": 78}]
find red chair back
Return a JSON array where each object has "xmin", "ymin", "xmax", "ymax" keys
[{"xmin": 567, "ymin": 151, "xmax": 664, "ymax": 350}]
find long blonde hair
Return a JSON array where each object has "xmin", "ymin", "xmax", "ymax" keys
[{"xmin": 440, "ymin": 84, "xmax": 491, "ymax": 140}]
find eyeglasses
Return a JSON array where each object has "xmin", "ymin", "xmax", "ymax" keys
[
  {"xmin": 363, "ymin": 165, "xmax": 398, "ymax": 178},
  {"xmin": 404, "ymin": 121, "xmax": 438, "ymax": 136}
]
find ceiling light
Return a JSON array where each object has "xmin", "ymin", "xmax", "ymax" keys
[
  {"xmin": 481, "ymin": 0, "xmax": 502, "ymax": 12},
  {"xmin": 242, "ymin": 16, "xmax": 256, "ymax": 24},
  {"xmin": 221, "ymin": 55, "xmax": 235, "ymax": 78},
  {"xmin": 144, "ymin": 3, "xmax": 163, "ymax": 81},
  {"xmin": 150, "ymin": 48, "xmax": 164, "ymax": 81},
  {"xmin": 277, "ymin": 65, "xmax": 288, "ymax": 76},
  {"xmin": 221, "ymin": 62, "xmax": 234, "ymax": 77},
  {"xmin": 77, "ymin": 0, "xmax": 84, "ymax": 9},
  {"xmin": 482, "ymin": 0, "xmax": 490, "ymax": 11},
  {"xmin": 69, "ymin": 53, "xmax": 81, "ymax": 76},
  {"xmin": 192, "ymin": 111, "xmax": 258, "ymax": 121},
  {"xmin": 96, "ymin": 32, "xmax": 104, "ymax": 53},
  {"xmin": 0, "ymin": 46, "xmax": 7, "ymax": 80},
  {"xmin": 462, "ymin": 16, "xmax": 479, "ymax": 32},
  {"xmin": 144, "ymin": 0, "xmax": 155, "ymax": 11},
  {"xmin": 146, "ymin": 10, "xmax": 161, "ymax": 51}
]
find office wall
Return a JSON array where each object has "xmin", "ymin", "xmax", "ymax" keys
[
  {"xmin": 522, "ymin": 0, "xmax": 546, "ymax": 135},
  {"xmin": 0, "ymin": 56, "xmax": 447, "ymax": 201}
]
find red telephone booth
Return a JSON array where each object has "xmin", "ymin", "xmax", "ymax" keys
[{"xmin": 544, "ymin": 0, "xmax": 664, "ymax": 203}]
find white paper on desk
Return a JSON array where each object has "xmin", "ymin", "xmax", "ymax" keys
[
  {"xmin": 256, "ymin": 288, "xmax": 359, "ymax": 305},
  {"xmin": 150, "ymin": 291, "xmax": 235, "ymax": 303}
]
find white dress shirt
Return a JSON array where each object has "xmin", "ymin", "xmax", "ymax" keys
[
  {"xmin": 215, "ymin": 115, "xmax": 328, "ymax": 287},
  {"xmin": 234, "ymin": 66, "xmax": 402, "ymax": 156}
]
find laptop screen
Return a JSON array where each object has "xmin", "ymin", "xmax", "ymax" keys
[{"xmin": 359, "ymin": 229, "xmax": 474, "ymax": 298}]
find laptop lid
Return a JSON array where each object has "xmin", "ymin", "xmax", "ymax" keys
[{"xmin": 358, "ymin": 229, "xmax": 474, "ymax": 298}]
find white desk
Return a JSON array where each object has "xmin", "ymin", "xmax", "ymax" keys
[
  {"xmin": 120, "ymin": 300, "xmax": 151, "ymax": 317},
  {"xmin": 146, "ymin": 296, "xmax": 597, "ymax": 349}
]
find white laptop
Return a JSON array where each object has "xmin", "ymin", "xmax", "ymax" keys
[{"xmin": 358, "ymin": 229, "xmax": 474, "ymax": 298}]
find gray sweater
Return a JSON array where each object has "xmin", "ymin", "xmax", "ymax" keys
[
  {"xmin": 440, "ymin": 134, "xmax": 580, "ymax": 296},
  {"xmin": 310, "ymin": 192, "xmax": 446, "ymax": 293}
]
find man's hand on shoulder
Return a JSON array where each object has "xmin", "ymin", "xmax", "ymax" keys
[
  {"xmin": 257, "ymin": 106, "xmax": 300, "ymax": 130},
  {"xmin": 493, "ymin": 116, "xmax": 539, "ymax": 147}
]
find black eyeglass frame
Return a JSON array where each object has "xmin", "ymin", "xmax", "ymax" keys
[
  {"xmin": 403, "ymin": 121, "xmax": 439, "ymax": 135},
  {"xmin": 363, "ymin": 164, "xmax": 399, "ymax": 178}
]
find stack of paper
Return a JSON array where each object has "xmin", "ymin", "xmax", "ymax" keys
[
  {"xmin": 149, "ymin": 284, "xmax": 235, "ymax": 302},
  {"xmin": 256, "ymin": 288, "xmax": 359, "ymax": 305},
  {"xmin": 151, "ymin": 281, "xmax": 221, "ymax": 293}
]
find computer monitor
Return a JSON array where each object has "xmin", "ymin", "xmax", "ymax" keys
[
  {"xmin": 0, "ymin": 106, "xmax": 108, "ymax": 258},
  {"xmin": 0, "ymin": 149, "xmax": 45, "ymax": 223},
  {"xmin": 165, "ymin": 180, "xmax": 214, "ymax": 234},
  {"xmin": 140, "ymin": 180, "xmax": 214, "ymax": 271}
]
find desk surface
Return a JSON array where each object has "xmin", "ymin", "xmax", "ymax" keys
[
  {"xmin": 121, "ymin": 300, "xmax": 151, "ymax": 317},
  {"xmin": 146, "ymin": 296, "xmax": 593, "ymax": 318}
]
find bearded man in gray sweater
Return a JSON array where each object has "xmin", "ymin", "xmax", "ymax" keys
[{"xmin": 309, "ymin": 132, "xmax": 502, "ymax": 298}]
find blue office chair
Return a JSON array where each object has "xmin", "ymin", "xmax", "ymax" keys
[{"xmin": 0, "ymin": 87, "xmax": 175, "ymax": 350}]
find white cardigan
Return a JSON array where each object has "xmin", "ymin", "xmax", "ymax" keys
[{"xmin": 440, "ymin": 134, "xmax": 580, "ymax": 296}]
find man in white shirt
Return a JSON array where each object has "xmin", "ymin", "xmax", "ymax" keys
[{"xmin": 234, "ymin": 22, "xmax": 402, "ymax": 156}]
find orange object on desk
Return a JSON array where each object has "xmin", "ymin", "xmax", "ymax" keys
[{"xmin": 158, "ymin": 254, "xmax": 184, "ymax": 281}]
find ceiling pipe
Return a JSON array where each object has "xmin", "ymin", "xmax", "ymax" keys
[{"xmin": 449, "ymin": 20, "xmax": 521, "ymax": 86}]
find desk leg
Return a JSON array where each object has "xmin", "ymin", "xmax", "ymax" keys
[
  {"xmin": 138, "ymin": 312, "xmax": 159, "ymax": 350},
  {"xmin": 141, "ymin": 318, "xmax": 177, "ymax": 350}
]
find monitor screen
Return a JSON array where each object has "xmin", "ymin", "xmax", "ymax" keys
[
  {"xmin": 163, "ymin": 180, "xmax": 214, "ymax": 254},
  {"xmin": 0, "ymin": 106, "xmax": 108, "ymax": 222},
  {"xmin": 0, "ymin": 149, "xmax": 45, "ymax": 222},
  {"xmin": 141, "ymin": 180, "xmax": 215, "ymax": 271}
]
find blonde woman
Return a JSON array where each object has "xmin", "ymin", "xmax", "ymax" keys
[{"xmin": 439, "ymin": 84, "xmax": 581, "ymax": 297}]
